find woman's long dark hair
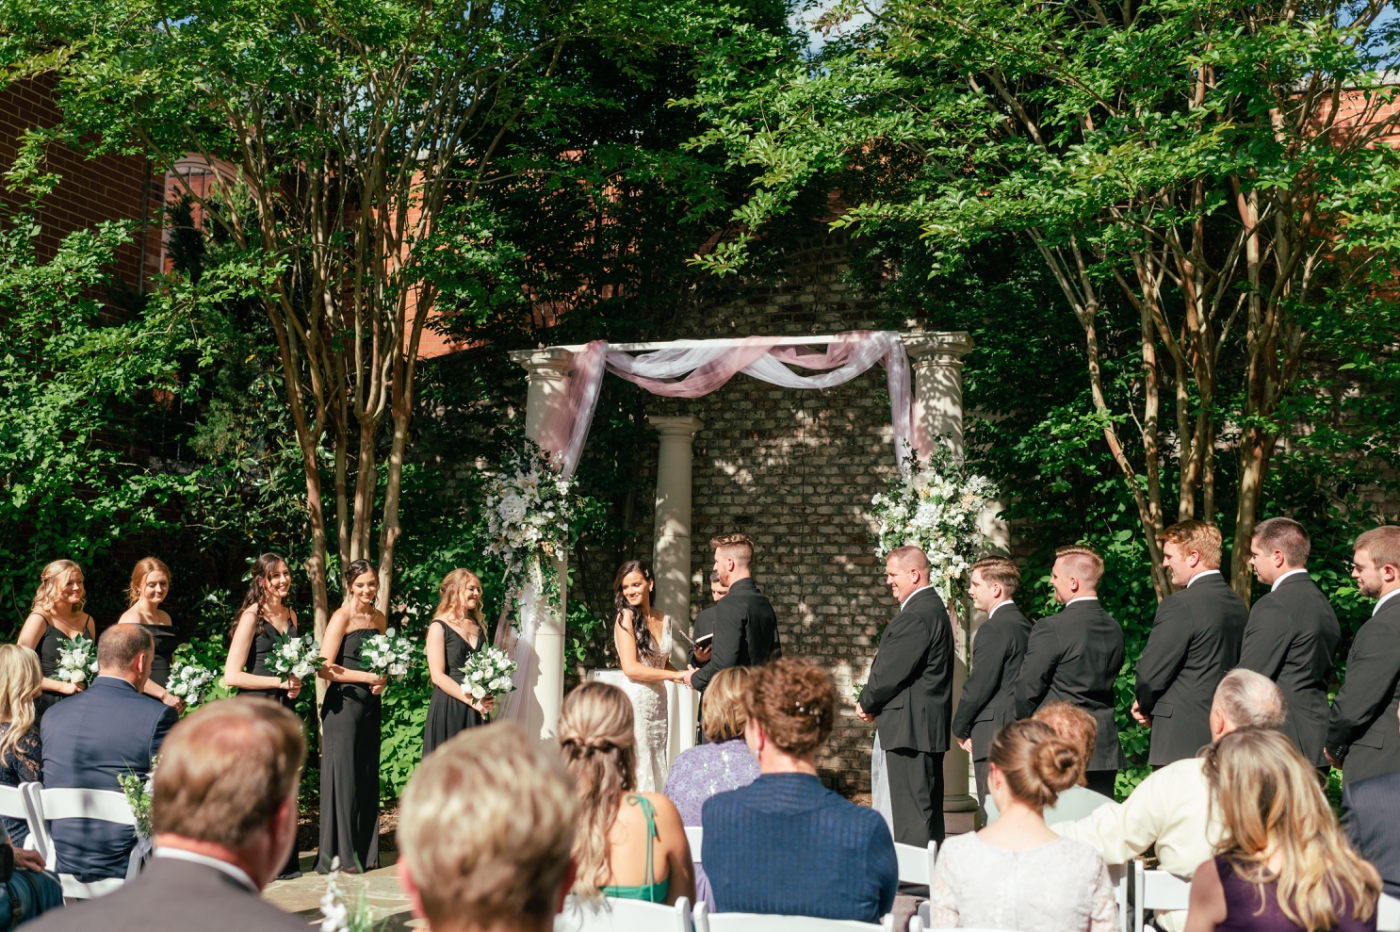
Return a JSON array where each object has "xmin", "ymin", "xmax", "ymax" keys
[
  {"xmin": 613, "ymin": 560, "xmax": 661, "ymax": 664},
  {"xmin": 237, "ymin": 553, "xmax": 290, "ymax": 635}
]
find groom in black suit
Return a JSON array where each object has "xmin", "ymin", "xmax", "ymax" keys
[
  {"xmin": 857, "ymin": 546, "xmax": 954, "ymax": 846},
  {"xmin": 684, "ymin": 533, "xmax": 781, "ymax": 702}
]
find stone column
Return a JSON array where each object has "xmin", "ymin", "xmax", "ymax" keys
[
  {"xmin": 509, "ymin": 347, "xmax": 575, "ymax": 742},
  {"xmin": 902, "ymin": 330, "xmax": 979, "ymax": 832},
  {"xmin": 649, "ymin": 415, "xmax": 704, "ymax": 762}
]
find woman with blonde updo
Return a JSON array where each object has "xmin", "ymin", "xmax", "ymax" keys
[
  {"xmin": 558, "ymin": 681, "xmax": 694, "ymax": 905},
  {"xmin": 422, "ymin": 569, "xmax": 495, "ymax": 758},
  {"xmin": 117, "ymin": 557, "xmax": 184, "ymax": 713},
  {"xmin": 0, "ymin": 645, "xmax": 42, "ymax": 844},
  {"xmin": 932, "ymin": 718, "xmax": 1117, "ymax": 932},
  {"xmin": 1185, "ymin": 729, "xmax": 1379, "ymax": 932},
  {"xmin": 17, "ymin": 560, "xmax": 97, "ymax": 720}
]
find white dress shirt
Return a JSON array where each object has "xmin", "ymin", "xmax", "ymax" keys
[
  {"xmin": 1375, "ymin": 587, "xmax": 1400, "ymax": 616},
  {"xmin": 987, "ymin": 600, "xmax": 1013, "ymax": 619},
  {"xmin": 1066, "ymin": 596, "xmax": 1099, "ymax": 607},
  {"xmin": 155, "ymin": 847, "xmax": 258, "ymax": 892},
  {"xmin": 1185, "ymin": 569, "xmax": 1221, "ymax": 588},
  {"xmin": 1270, "ymin": 568, "xmax": 1308, "ymax": 591}
]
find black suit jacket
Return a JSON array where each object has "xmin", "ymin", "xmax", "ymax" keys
[
  {"xmin": 1327, "ymin": 597, "xmax": 1400, "ymax": 783},
  {"xmin": 688, "ymin": 577, "xmax": 781, "ymax": 693},
  {"xmin": 24, "ymin": 856, "xmax": 309, "ymax": 932},
  {"xmin": 952, "ymin": 602, "xmax": 1032, "ymax": 762},
  {"xmin": 858, "ymin": 587, "xmax": 955, "ymax": 754},
  {"xmin": 40, "ymin": 677, "xmax": 178, "ymax": 882},
  {"xmin": 1238, "ymin": 572, "xmax": 1341, "ymax": 767},
  {"xmin": 1135, "ymin": 572, "xmax": 1248, "ymax": 766},
  {"xmin": 1013, "ymin": 598, "xmax": 1127, "ymax": 771},
  {"xmin": 1342, "ymin": 770, "xmax": 1400, "ymax": 898}
]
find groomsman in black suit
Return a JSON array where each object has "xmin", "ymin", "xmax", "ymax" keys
[
  {"xmin": 684, "ymin": 533, "xmax": 781, "ymax": 696},
  {"xmin": 1132, "ymin": 520, "xmax": 1248, "ymax": 767},
  {"xmin": 1239, "ymin": 517, "xmax": 1340, "ymax": 768},
  {"xmin": 1326, "ymin": 525, "xmax": 1400, "ymax": 783},
  {"xmin": 1014, "ymin": 545, "xmax": 1126, "ymax": 797},
  {"xmin": 952, "ymin": 556, "xmax": 1032, "ymax": 815},
  {"xmin": 857, "ymin": 546, "xmax": 955, "ymax": 845}
]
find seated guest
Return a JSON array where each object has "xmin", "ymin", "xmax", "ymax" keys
[
  {"xmin": 704, "ymin": 658, "xmax": 896, "ymax": 922},
  {"xmin": 984, "ymin": 702, "xmax": 1114, "ymax": 825},
  {"xmin": 1186, "ymin": 729, "xmax": 1380, "ymax": 932},
  {"xmin": 558, "ymin": 682, "xmax": 694, "ymax": 905},
  {"xmin": 398, "ymin": 724, "xmax": 579, "ymax": 932},
  {"xmin": 663, "ymin": 666, "xmax": 760, "ymax": 825},
  {"xmin": 1342, "ymin": 708, "xmax": 1400, "ymax": 898},
  {"xmin": 26, "ymin": 698, "xmax": 310, "ymax": 932},
  {"xmin": 0, "ymin": 644, "xmax": 43, "ymax": 845},
  {"xmin": 41, "ymin": 624, "xmax": 178, "ymax": 882},
  {"xmin": 932, "ymin": 719, "xmax": 1117, "ymax": 932},
  {"xmin": 1057, "ymin": 669, "xmax": 1286, "ymax": 932},
  {"xmin": 0, "ymin": 829, "xmax": 63, "ymax": 924}
]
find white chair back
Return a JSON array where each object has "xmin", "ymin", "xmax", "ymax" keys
[
  {"xmin": 1377, "ymin": 892, "xmax": 1400, "ymax": 932},
  {"xmin": 695, "ymin": 906, "xmax": 886, "ymax": 931},
  {"xmin": 554, "ymin": 894, "xmax": 692, "ymax": 932},
  {"xmin": 1108, "ymin": 862, "xmax": 1129, "ymax": 932},
  {"xmin": 893, "ymin": 840, "xmax": 937, "ymax": 886},
  {"xmin": 29, "ymin": 785, "xmax": 140, "ymax": 900},
  {"xmin": 685, "ymin": 826, "xmax": 704, "ymax": 861},
  {"xmin": 1131, "ymin": 861, "xmax": 1192, "ymax": 932}
]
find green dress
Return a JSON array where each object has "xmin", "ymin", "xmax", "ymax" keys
[{"xmin": 599, "ymin": 794, "xmax": 670, "ymax": 903}]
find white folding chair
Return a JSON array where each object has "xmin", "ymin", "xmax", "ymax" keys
[
  {"xmin": 694, "ymin": 900, "xmax": 889, "ymax": 932},
  {"xmin": 1130, "ymin": 861, "xmax": 1192, "ymax": 932},
  {"xmin": 1108, "ymin": 862, "xmax": 1130, "ymax": 932},
  {"xmin": 685, "ymin": 826, "xmax": 704, "ymax": 862},
  {"xmin": 893, "ymin": 840, "xmax": 938, "ymax": 887},
  {"xmin": 0, "ymin": 783, "xmax": 42, "ymax": 857},
  {"xmin": 28, "ymin": 786, "xmax": 140, "ymax": 899},
  {"xmin": 555, "ymin": 895, "xmax": 691, "ymax": 932},
  {"xmin": 1377, "ymin": 892, "xmax": 1400, "ymax": 932}
]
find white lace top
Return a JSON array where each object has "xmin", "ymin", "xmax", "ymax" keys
[{"xmin": 931, "ymin": 832, "xmax": 1118, "ymax": 932}]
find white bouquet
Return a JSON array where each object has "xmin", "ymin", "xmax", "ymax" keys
[
  {"xmin": 360, "ymin": 628, "xmax": 414, "ymax": 680},
  {"xmin": 319, "ymin": 857, "xmax": 374, "ymax": 932},
  {"xmin": 53, "ymin": 635, "xmax": 97, "ymax": 686},
  {"xmin": 460, "ymin": 646, "xmax": 517, "ymax": 704},
  {"xmin": 167, "ymin": 661, "xmax": 217, "ymax": 705},
  {"xmin": 267, "ymin": 631, "xmax": 325, "ymax": 680},
  {"xmin": 117, "ymin": 758, "xmax": 156, "ymax": 839}
]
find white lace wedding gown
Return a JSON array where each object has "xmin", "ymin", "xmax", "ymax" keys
[{"xmin": 616, "ymin": 614, "xmax": 672, "ymax": 792}]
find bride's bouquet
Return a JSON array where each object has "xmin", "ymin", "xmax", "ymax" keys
[
  {"xmin": 54, "ymin": 635, "xmax": 97, "ymax": 686},
  {"xmin": 167, "ymin": 661, "xmax": 217, "ymax": 706},
  {"xmin": 460, "ymin": 646, "xmax": 517, "ymax": 705},
  {"xmin": 267, "ymin": 631, "xmax": 325, "ymax": 681},
  {"xmin": 360, "ymin": 628, "xmax": 414, "ymax": 680}
]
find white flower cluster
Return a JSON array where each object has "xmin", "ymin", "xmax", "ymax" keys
[
  {"xmin": 167, "ymin": 661, "xmax": 216, "ymax": 705},
  {"xmin": 360, "ymin": 628, "xmax": 414, "ymax": 679},
  {"xmin": 267, "ymin": 632, "xmax": 324, "ymax": 680},
  {"xmin": 319, "ymin": 857, "xmax": 373, "ymax": 932},
  {"xmin": 461, "ymin": 646, "xmax": 517, "ymax": 703},
  {"xmin": 483, "ymin": 440, "xmax": 577, "ymax": 589},
  {"xmin": 53, "ymin": 636, "xmax": 97, "ymax": 685},
  {"xmin": 869, "ymin": 447, "xmax": 998, "ymax": 603}
]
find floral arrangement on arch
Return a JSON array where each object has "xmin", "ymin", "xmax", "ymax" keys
[
  {"xmin": 483, "ymin": 438, "xmax": 580, "ymax": 623},
  {"xmin": 868, "ymin": 445, "xmax": 998, "ymax": 605}
]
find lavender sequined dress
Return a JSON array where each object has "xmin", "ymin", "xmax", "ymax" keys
[{"xmin": 663, "ymin": 738, "xmax": 761, "ymax": 825}]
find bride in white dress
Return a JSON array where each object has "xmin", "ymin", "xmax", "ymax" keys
[{"xmin": 613, "ymin": 561, "xmax": 687, "ymax": 792}]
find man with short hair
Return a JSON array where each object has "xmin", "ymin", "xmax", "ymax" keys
[
  {"xmin": 398, "ymin": 724, "xmax": 578, "ymax": 932},
  {"xmin": 1057, "ymin": 669, "xmax": 1286, "ymax": 932},
  {"xmin": 28, "ymin": 698, "xmax": 309, "ymax": 932},
  {"xmin": 1014, "ymin": 545, "xmax": 1127, "ymax": 797},
  {"xmin": 1326, "ymin": 525, "xmax": 1400, "ymax": 782},
  {"xmin": 41, "ymin": 624, "xmax": 178, "ymax": 882},
  {"xmin": 1133, "ymin": 520, "xmax": 1249, "ymax": 767},
  {"xmin": 1239, "ymin": 517, "xmax": 1340, "ymax": 768},
  {"xmin": 683, "ymin": 533, "xmax": 780, "ymax": 695},
  {"xmin": 951, "ymin": 556, "xmax": 1032, "ymax": 815},
  {"xmin": 709, "ymin": 570, "xmax": 730, "ymax": 604},
  {"xmin": 856, "ymin": 546, "xmax": 956, "ymax": 845}
]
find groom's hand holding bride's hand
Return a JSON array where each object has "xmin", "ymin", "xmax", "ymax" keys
[{"xmin": 679, "ymin": 665, "xmax": 699, "ymax": 688}]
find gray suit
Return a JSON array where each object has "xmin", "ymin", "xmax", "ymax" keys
[
  {"xmin": 1327, "ymin": 596, "xmax": 1400, "ymax": 783},
  {"xmin": 859, "ymin": 586, "xmax": 954, "ymax": 846},
  {"xmin": 1238, "ymin": 571, "xmax": 1340, "ymax": 767},
  {"xmin": 1135, "ymin": 572, "xmax": 1248, "ymax": 766}
]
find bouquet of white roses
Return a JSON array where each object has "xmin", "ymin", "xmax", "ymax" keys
[
  {"xmin": 53, "ymin": 635, "xmax": 97, "ymax": 686},
  {"xmin": 360, "ymin": 628, "xmax": 414, "ymax": 679},
  {"xmin": 167, "ymin": 661, "xmax": 217, "ymax": 705},
  {"xmin": 483, "ymin": 439, "xmax": 581, "ymax": 619},
  {"xmin": 460, "ymin": 646, "xmax": 517, "ymax": 705},
  {"xmin": 267, "ymin": 631, "xmax": 325, "ymax": 681}
]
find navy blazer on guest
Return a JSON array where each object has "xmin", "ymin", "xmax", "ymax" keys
[
  {"xmin": 1342, "ymin": 770, "xmax": 1400, "ymax": 898},
  {"xmin": 41, "ymin": 676, "xmax": 178, "ymax": 882}
]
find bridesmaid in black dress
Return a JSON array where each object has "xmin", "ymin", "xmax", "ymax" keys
[
  {"xmin": 315, "ymin": 559, "xmax": 386, "ymax": 874},
  {"xmin": 223, "ymin": 552, "xmax": 304, "ymax": 878},
  {"xmin": 17, "ymin": 560, "xmax": 96, "ymax": 721},
  {"xmin": 423, "ymin": 569, "xmax": 494, "ymax": 758},
  {"xmin": 117, "ymin": 557, "xmax": 185, "ymax": 715}
]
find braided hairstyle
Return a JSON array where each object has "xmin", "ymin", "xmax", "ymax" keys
[{"xmin": 558, "ymin": 682, "xmax": 636, "ymax": 896}]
